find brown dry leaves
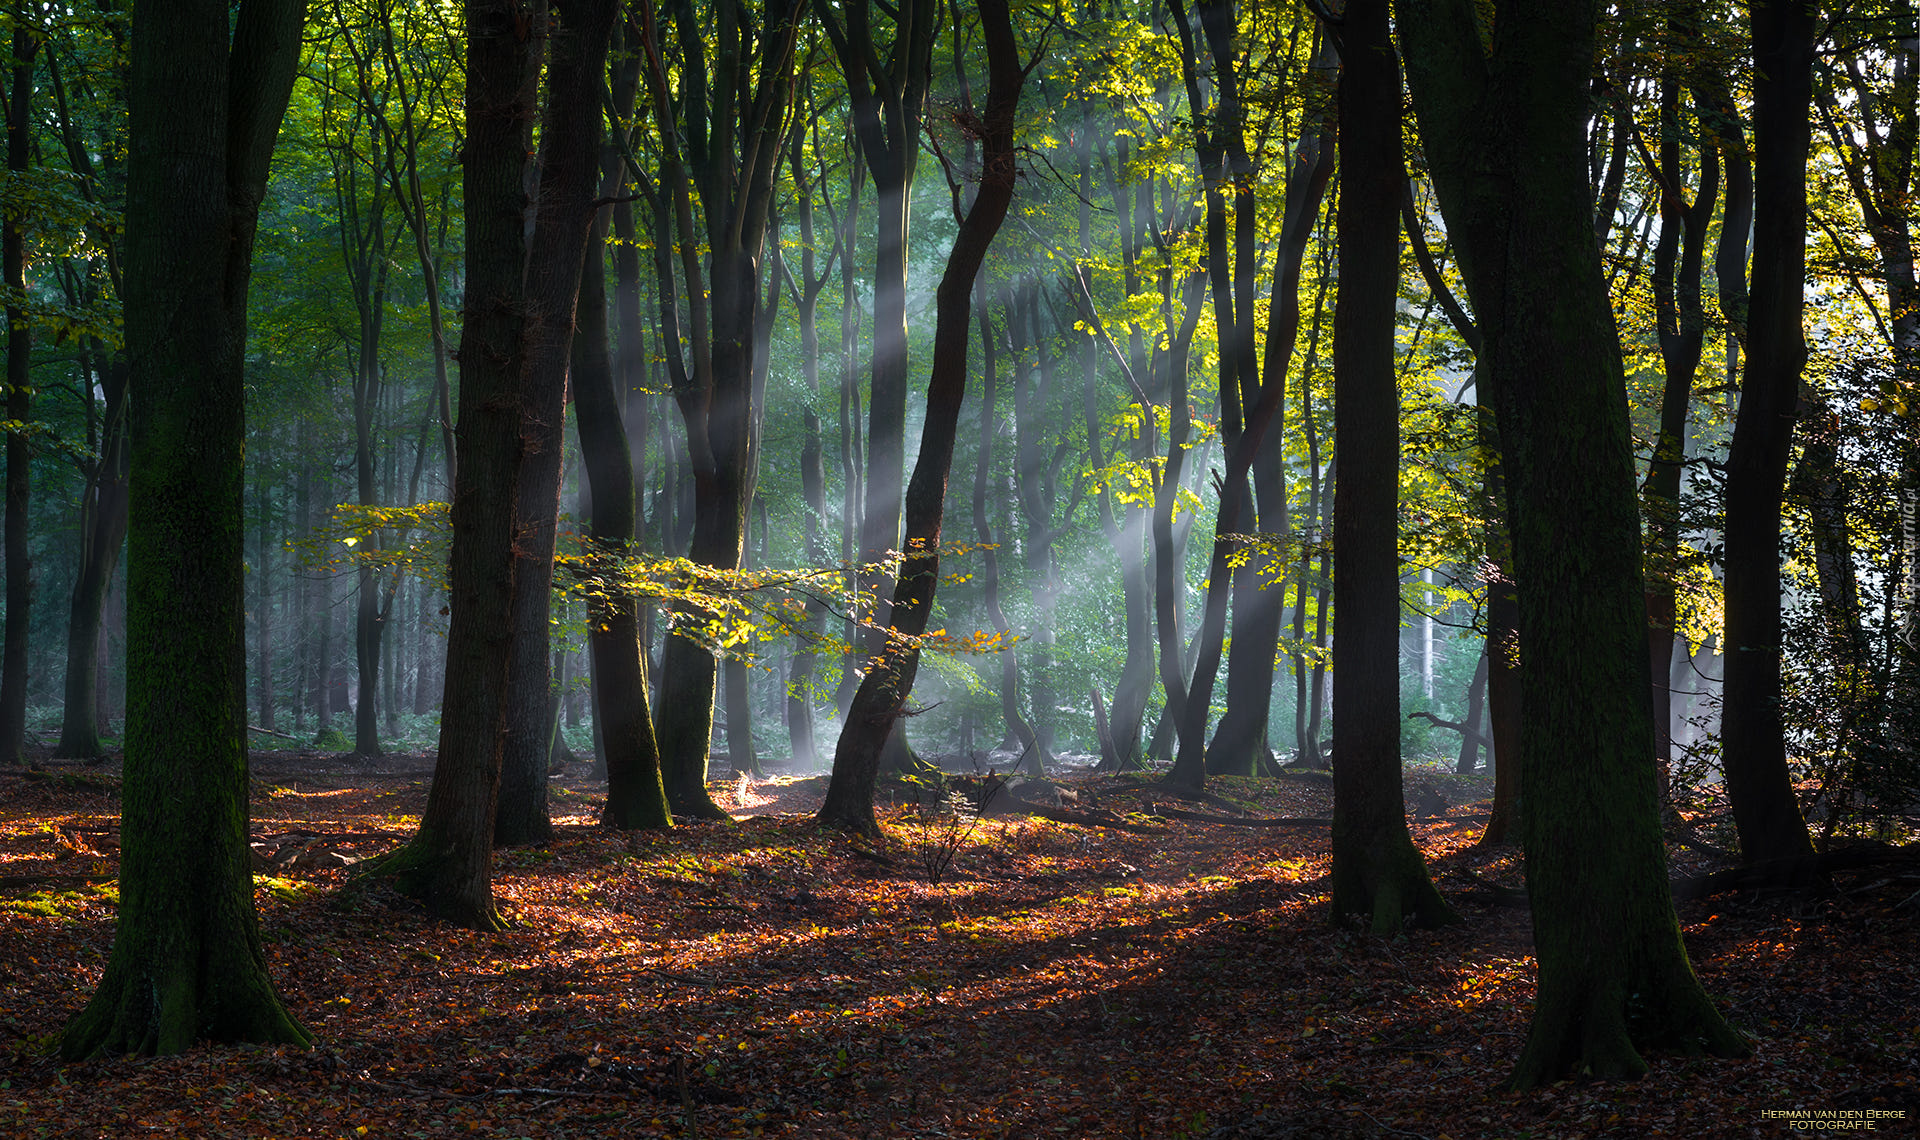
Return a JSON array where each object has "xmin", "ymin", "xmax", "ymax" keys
[{"xmin": 0, "ymin": 757, "xmax": 1913, "ymax": 1139}]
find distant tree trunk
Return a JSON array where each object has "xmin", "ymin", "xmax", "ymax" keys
[
  {"xmin": 1642, "ymin": 36, "xmax": 1717, "ymax": 804},
  {"xmin": 972, "ymin": 302, "xmax": 1039, "ymax": 765},
  {"xmin": 350, "ymin": 245, "xmax": 389, "ymax": 759},
  {"xmin": 255, "ymin": 471, "xmax": 276, "ymax": 731},
  {"xmin": 61, "ymin": 0, "xmax": 311, "ymax": 1058},
  {"xmin": 1455, "ymin": 648, "xmax": 1488, "ymax": 774},
  {"xmin": 830, "ymin": 149, "xmax": 867, "ymax": 720},
  {"xmin": 0, "ymin": 17, "xmax": 38, "ymax": 766},
  {"xmin": 56, "ymin": 355, "xmax": 129, "ymax": 759},
  {"xmin": 1327, "ymin": 0, "xmax": 1455, "ymax": 934},
  {"xmin": 815, "ymin": 0, "xmax": 932, "ymax": 734},
  {"xmin": 1720, "ymin": 0, "xmax": 1816, "ymax": 864},
  {"xmin": 367, "ymin": 0, "xmax": 553, "ymax": 927},
  {"xmin": 818, "ymin": 0, "xmax": 1023, "ymax": 836},
  {"xmin": 1789, "ymin": 399, "xmax": 1880, "ymax": 803},
  {"xmin": 1398, "ymin": 0, "xmax": 1748, "ymax": 1086},
  {"xmin": 1010, "ymin": 289, "xmax": 1064, "ymax": 768},
  {"xmin": 784, "ymin": 102, "xmax": 834, "ymax": 772},
  {"xmin": 1211, "ymin": 31, "xmax": 1336, "ymax": 777},
  {"xmin": 1291, "ymin": 268, "xmax": 1331, "ymax": 771},
  {"xmin": 311, "ymin": 470, "xmax": 335, "ymax": 741}
]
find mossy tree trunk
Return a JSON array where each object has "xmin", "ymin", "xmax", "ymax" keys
[
  {"xmin": 61, "ymin": 0, "xmax": 310, "ymax": 1059},
  {"xmin": 1396, "ymin": 0, "xmax": 1749, "ymax": 1087},
  {"xmin": 1327, "ymin": 0, "xmax": 1456, "ymax": 935}
]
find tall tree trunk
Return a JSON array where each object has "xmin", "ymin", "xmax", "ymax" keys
[
  {"xmin": 973, "ymin": 301, "xmax": 1039, "ymax": 766},
  {"xmin": 577, "ymin": 64, "xmax": 671, "ymax": 831},
  {"xmin": 1642, "ymin": 37, "xmax": 1718, "ymax": 805},
  {"xmin": 62, "ymin": 0, "xmax": 311, "ymax": 1058},
  {"xmin": 817, "ymin": 0, "xmax": 1023, "ymax": 836},
  {"xmin": 1720, "ymin": 0, "xmax": 1817, "ymax": 864},
  {"xmin": 815, "ymin": 0, "xmax": 933, "ymax": 729},
  {"xmin": 1397, "ymin": 0, "xmax": 1748, "ymax": 1086},
  {"xmin": 784, "ymin": 104, "xmax": 833, "ymax": 772},
  {"xmin": 641, "ymin": 0, "xmax": 798, "ymax": 820},
  {"xmin": 492, "ymin": 0, "xmax": 620, "ymax": 848},
  {"xmin": 1212, "ymin": 32, "xmax": 1337, "ymax": 776},
  {"xmin": 1327, "ymin": 0, "xmax": 1455, "ymax": 933},
  {"xmin": 0, "ymin": 17, "xmax": 38, "ymax": 766},
  {"xmin": 367, "ymin": 0, "xmax": 551, "ymax": 928}
]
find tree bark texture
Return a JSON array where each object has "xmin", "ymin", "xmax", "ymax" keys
[
  {"xmin": 0, "ymin": 18, "xmax": 37, "ymax": 766},
  {"xmin": 493, "ymin": 0, "xmax": 621, "ymax": 846},
  {"xmin": 1396, "ymin": 0, "xmax": 1748, "ymax": 1086},
  {"xmin": 1326, "ymin": 0, "xmax": 1455, "ymax": 934},
  {"xmin": 575, "ymin": 88, "xmax": 672, "ymax": 832},
  {"xmin": 818, "ymin": 0, "xmax": 1023, "ymax": 836},
  {"xmin": 62, "ymin": 0, "xmax": 311, "ymax": 1058},
  {"xmin": 373, "ymin": 0, "xmax": 549, "ymax": 928},
  {"xmin": 1720, "ymin": 0, "xmax": 1817, "ymax": 864}
]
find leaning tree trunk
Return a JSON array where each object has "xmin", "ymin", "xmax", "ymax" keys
[
  {"xmin": 817, "ymin": 0, "xmax": 1023, "ymax": 837},
  {"xmin": 57, "ymin": 355, "xmax": 129, "ymax": 759},
  {"xmin": 1397, "ymin": 0, "xmax": 1748, "ymax": 1088},
  {"xmin": 1326, "ymin": 0, "xmax": 1455, "ymax": 934},
  {"xmin": 61, "ymin": 0, "xmax": 310, "ymax": 1058}
]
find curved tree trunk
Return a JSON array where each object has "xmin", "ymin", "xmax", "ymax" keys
[
  {"xmin": 818, "ymin": 0, "xmax": 1023, "ymax": 836},
  {"xmin": 1720, "ymin": 0, "xmax": 1817, "ymax": 864},
  {"xmin": 1642, "ymin": 40, "xmax": 1718, "ymax": 806},
  {"xmin": 574, "ymin": 148, "xmax": 671, "ymax": 831},
  {"xmin": 1211, "ymin": 33, "xmax": 1336, "ymax": 777}
]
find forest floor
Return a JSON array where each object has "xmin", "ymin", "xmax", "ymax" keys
[{"xmin": 0, "ymin": 750, "xmax": 1914, "ymax": 1140}]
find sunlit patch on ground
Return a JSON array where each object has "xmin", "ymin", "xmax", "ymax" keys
[{"xmin": 0, "ymin": 754, "xmax": 1912, "ymax": 1137}]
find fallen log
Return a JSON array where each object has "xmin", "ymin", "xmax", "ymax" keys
[
  {"xmin": 985, "ymin": 796, "xmax": 1167, "ymax": 833},
  {"xmin": 1670, "ymin": 841, "xmax": 1919, "ymax": 901},
  {"xmin": 1145, "ymin": 804, "xmax": 1331, "ymax": 828}
]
